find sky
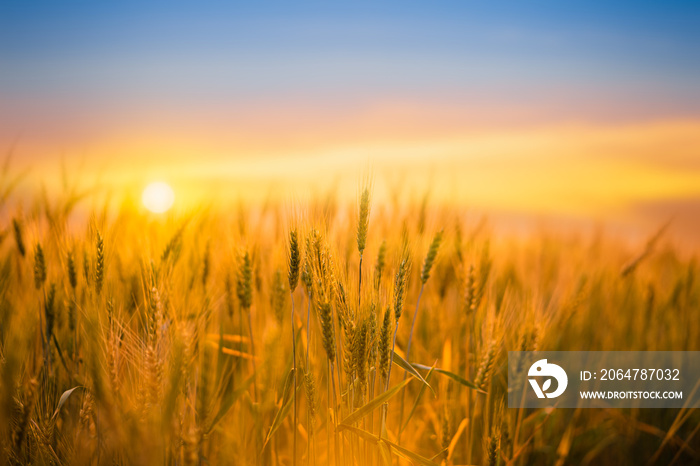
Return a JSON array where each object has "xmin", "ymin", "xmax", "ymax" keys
[
  {"xmin": 3, "ymin": 2, "xmax": 700, "ymax": 127},
  {"xmin": 1, "ymin": 1, "xmax": 700, "ymax": 242}
]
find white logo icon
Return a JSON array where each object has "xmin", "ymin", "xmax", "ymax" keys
[{"xmin": 528, "ymin": 359, "xmax": 568, "ymax": 398}]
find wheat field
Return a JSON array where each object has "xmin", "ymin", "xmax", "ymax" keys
[{"xmin": 0, "ymin": 169, "xmax": 698, "ymax": 466}]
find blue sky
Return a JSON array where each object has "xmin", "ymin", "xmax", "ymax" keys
[{"xmin": 1, "ymin": 1, "xmax": 698, "ymax": 118}]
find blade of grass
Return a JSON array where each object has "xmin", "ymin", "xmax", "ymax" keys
[
  {"xmin": 401, "ymin": 369, "xmax": 434, "ymax": 433},
  {"xmin": 388, "ymin": 438, "xmax": 440, "ymax": 466},
  {"xmin": 391, "ymin": 351, "xmax": 435, "ymax": 395},
  {"xmin": 447, "ymin": 417, "xmax": 469, "ymax": 461},
  {"xmin": 342, "ymin": 424, "xmax": 439, "ymax": 466},
  {"xmin": 411, "ymin": 363, "xmax": 485, "ymax": 393},
  {"xmin": 262, "ymin": 368, "xmax": 297, "ymax": 452},
  {"xmin": 430, "ymin": 448, "xmax": 448, "ymax": 462},
  {"xmin": 206, "ymin": 372, "xmax": 256, "ymax": 434},
  {"xmin": 338, "ymin": 377, "xmax": 413, "ymax": 428},
  {"xmin": 378, "ymin": 440, "xmax": 393, "ymax": 466}
]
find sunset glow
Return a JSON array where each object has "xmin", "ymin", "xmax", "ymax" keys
[
  {"xmin": 1, "ymin": 1, "xmax": 699, "ymax": 244},
  {"xmin": 142, "ymin": 181, "xmax": 175, "ymax": 213}
]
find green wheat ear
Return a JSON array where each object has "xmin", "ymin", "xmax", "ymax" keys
[
  {"xmin": 271, "ymin": 269, "xmax": 286, "ymax": 324},
  {"xmin": 237, "ymin": 250, "xmax": 253, "ymax": 311},
  {"xmin": 225, "ymin": 272, "xmax": 235, "ymax": 318},
  {"xmin": 353, "ymin": 318, "xmax": 369, "ymax": 390},
  {"xmin": 356, "ymin": 187, "xmax": 371, "ymax": 255},
  {"xmin": 393, "ymin": 249, "xmax": 411, "ymax": 322},
  {"xmin": 421, "ymin": 230, "xmax": 443, "ymax": 284},
  {"xmin": 12, "ymin": 218, "xmax": 25, "ymax": 257},
  {"xmin": 475, "ymin": 337, "xmax": 498, "ymax": 390},
  {"xmin": 67, "ymin": 252, "xmax": 78, "ymax": 289},
  {"xmin": 379, "ymin": 305, "xmax": 392, "ymax": 381},
  {"xmin": 374, "ymin": 240, "xmax": 386, "ymax": 291},
  {"xmin": 304, "ymin": 367, "xmax": 317, "ymax": 427},
  {"xmin": 95, "ymin": 231, "xmax": 104, "ymax": 295},
  {"xmin": 288, "ymin": 229, "xmax": 301, "ymax": 291},
  {"xmin": 34, "ymin": 243, "xmax": 46, "ymax": 290},
  {"xmin": 44, "ymin": 282, "xmax": 56, "ymax": 338},
  {"xmin": 486, "ymin": 423, "xmax": 501, "ymax": 466}
]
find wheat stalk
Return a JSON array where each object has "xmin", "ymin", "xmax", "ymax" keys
[
  {"xmin": 237, "ymin": 250, "xmax": 256, "ymax": 401},
  {"xmin": 381, "ymin": 247, "xmax": 411, "ymax": 437},
  {"xmin": 356, "ymin": 186, "xmax": 371, "ymax": 308},
  {"xmin": 288, "ymin": 229, "xmax": 301, "ymax": 466},
  {"xmin": 399, "ymin": 230, "xmax": 442, "ymax": 440}
]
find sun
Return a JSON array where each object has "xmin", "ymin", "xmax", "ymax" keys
[{"xmin": 142, "ymin": 181, "xmax": 175, "ymax": 213}]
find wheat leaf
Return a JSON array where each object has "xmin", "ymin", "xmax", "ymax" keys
[
  {"xmin": 261, "ymin": 368, "xmax": 296, "ymax": 451},
  {"xmin": 342, "ymin": 424, "xmax": 439, "ymax": 466},
  {"xmin": 411, "ymin": 363, "xmax": 485, "ymax": 393},
  {"xmin": 52, "ymin": 386, "xmax": 85, "ymax": 421},
  {"xmin": 401, "ymin": 368, "xmax": 434, "ymax": 433},
  {"xmin": 338, "ymin": 377, "xmax": 412, "ymax": 428},
  {"xmin": 207, "ymin": 372, "xmax": 256, "ymax": 434},
  {"xmin": 391, "ymin": 351, "xmax": 435, "ymax": 395}
]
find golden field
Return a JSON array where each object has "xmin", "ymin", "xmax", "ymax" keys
[{"xmin": 0, "ymin": 167, "xmax": 698, "ymax": 466}]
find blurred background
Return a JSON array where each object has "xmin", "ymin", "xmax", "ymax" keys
[{"xmin": 1, "ymin": 1, "xmax": 699, "ymax": 247}]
